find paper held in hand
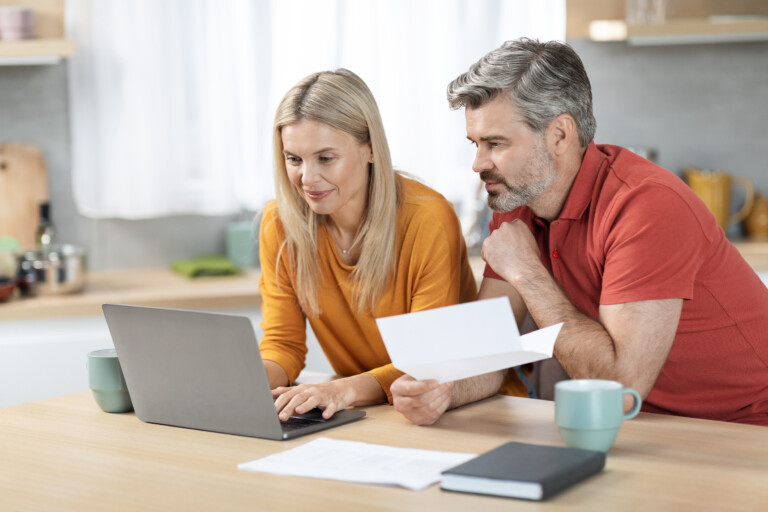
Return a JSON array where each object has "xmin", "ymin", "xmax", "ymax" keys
[{"xmin": 376, "ymin": 297, "xmax": 562, "ymax": 383}]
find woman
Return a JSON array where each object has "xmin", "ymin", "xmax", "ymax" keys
[{"xmin": 259, "ymin": 68, "xmax": 476, "ymax": 421}]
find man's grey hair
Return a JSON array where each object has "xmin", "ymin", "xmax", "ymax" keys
[{"xmin": 447, "ymin": 38, "xmax": 596, "ymax": 147}]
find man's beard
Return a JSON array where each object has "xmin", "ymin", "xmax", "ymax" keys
[{"xmin": 481, "ymin": 139, "xmax": 556, "ymax": 213}]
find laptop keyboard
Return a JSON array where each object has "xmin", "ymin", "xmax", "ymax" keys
[{"xmin": 281, "ymin": 408, "xmax": 328, "ymax": 433}]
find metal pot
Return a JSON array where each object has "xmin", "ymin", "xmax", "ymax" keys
[{"xmin": 16, "ymin": 244, "xmax": 87, "ymax": 296}]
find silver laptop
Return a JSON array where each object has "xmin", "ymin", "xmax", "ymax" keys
[{"xmin": 102, "ymin": 304, "xmax": 365, "ymax": 440}]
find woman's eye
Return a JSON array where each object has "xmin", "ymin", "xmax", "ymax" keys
[
  {"xmin": 286, "ymin": 156, "xmax": 301, "ymax": 164},
  {"xmin": 319, "ymin": 156, "xmax": 334, "ymax": 163}
]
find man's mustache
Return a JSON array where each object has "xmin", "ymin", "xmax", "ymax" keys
[{"xmin": 480, "ymin": 170, "xmax": 506, "ymax": 184}]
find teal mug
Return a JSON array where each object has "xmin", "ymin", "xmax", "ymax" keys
[
  {"xmin": 87, "ymin": 348, "xmax": 133, "ymax": 413},
  {"xmin": 226, "ymin": 220, "xmax": 258, "ymax": 269},
  {"xmin": 555, "ymin": 379, "xmax": 641, "ymax": 452}
]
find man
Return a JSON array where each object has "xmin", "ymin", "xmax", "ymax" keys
[{"xmin": 390, "ymin": 38, "xmax": 768, "ymax": 427}]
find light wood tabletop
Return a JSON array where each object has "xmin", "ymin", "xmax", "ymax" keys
[{"xmin": 1, "ymin": 392, "xmax": 766, "ymax": 511}]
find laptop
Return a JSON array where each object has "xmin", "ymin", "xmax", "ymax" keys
[{"xmin": 102, "ymin": 303, "xmax": 365, "ymax": 440}]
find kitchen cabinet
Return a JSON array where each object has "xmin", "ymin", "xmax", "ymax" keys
[
  {"xmin": 567, "ymin": 0, "xmax": 768, "ymax": 45},
  {"xmin": 0, "ymin": 0, "xmax": 74, "ymax": 65}
]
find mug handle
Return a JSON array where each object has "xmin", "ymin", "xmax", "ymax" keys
[
  {"xmin": 623, "ymin": 388, "xmax": 642, "ymax": 420},
  {"xmin": 731, "ymin": 176, "xmax": 755, "ymax": 225}
]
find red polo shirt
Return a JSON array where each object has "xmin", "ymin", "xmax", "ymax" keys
[{"xmin": 485, "ymin": 143, "xmax": 768, "ymax": 426}]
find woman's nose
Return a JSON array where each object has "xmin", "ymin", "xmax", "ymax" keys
[{"xmin": 301, "ymin": 163, "xmax": 322, "ymax": 186}]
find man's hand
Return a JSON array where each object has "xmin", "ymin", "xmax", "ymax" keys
[
  {"xmin": 481, "ymin": 219, "xmax": 544, "ymax": 286},
  {"xmin": 390, "ymin": 375, "xmax": 453, "ymax": 426}
]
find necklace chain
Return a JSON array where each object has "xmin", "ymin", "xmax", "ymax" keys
[{"xmin": 329, "ymin": 226, "xmax": 352, "ymax": 255}]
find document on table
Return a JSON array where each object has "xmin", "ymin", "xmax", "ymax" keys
[
  {"xmin": 238, "ymin": 437, "xmax": 476, "ymax": 491},
  {"xmin": 376, "ymin": 297, "xmax": 562, "ymax": 383}
]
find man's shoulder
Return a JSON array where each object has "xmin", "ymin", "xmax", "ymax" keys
[{"xmin": 596, "ymin": 145, "xmax": 684, "ymax": 191}]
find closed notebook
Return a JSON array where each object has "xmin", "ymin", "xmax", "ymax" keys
[{"xmin": 440, "ymin": 441, "xmax": 606, "ymax": 501}]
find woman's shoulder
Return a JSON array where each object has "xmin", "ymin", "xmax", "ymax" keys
[
  {"xmin": 399, "ymin": 175, "xmax": 453, "ymax": 210},
  {"xmin": 397, "ymin": 175, "xmax": 459, "ymax": 228},
  {"xmin": 262, "ymin": 200, "xmax": 279, "ymax": 219},
  {"xmin": 259, "ymin": 200, "xmax": 285, "ymax": 240}
]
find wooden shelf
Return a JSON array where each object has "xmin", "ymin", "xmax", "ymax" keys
[
  {"xmin": 589, "ymin": 16, "xmax": 768, "ymax": 45},
  {"xmin": 0, "ymin": 38, "xmax": 75, "ymax": 65},
  {"xmin": 568, "ymin": 0, "xmax": 768, "ymax": 45},
  {"xmin": 0, "ymin": 0, "xmax": 73, "ymax": 65}
]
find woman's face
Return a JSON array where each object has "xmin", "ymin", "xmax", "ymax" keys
[{"xmin": 281, "ymin": 119, "xmax": 373, "ymax": 221}]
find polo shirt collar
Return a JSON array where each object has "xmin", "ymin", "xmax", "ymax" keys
[{"xmin": 556, "ymin": 142, "xmax": 604, "ymax": 221}]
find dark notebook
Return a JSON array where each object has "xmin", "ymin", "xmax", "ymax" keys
[{"xmin": 440, "ymin": 441, "xmax": 606, "ymax": 501}]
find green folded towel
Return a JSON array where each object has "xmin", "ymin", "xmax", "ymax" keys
[{"xmin": 171, "ymin": 255, "xmax": 240, "ymax": 278}]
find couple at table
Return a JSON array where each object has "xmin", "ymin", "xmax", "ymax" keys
[{"xmin": 257, "ymin": 38, "xmax": 768, "ymax": 428}]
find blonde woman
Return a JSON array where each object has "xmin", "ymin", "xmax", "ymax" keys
[{"xmin": 259, "ymin": 68, "xmax": 477, "ymax": 421}]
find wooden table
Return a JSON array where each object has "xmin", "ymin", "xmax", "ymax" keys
[{"xmin": 1, "ymin": 393, "xmax": 766, "ymax": 511}]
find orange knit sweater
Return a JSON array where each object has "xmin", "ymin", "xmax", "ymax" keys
[{"xmin": 258, "ymin": 177, "xmax": 477, "ymax": 402}]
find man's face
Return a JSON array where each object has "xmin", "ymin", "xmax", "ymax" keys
[{"xmin": 465, "ymin": 95, "xmax": 556, "ymax": 213}]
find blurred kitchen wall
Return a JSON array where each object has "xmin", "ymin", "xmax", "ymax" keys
[
  {"xmin": 0, "ymin": 64, "xmax": 234, "ymax": 269},
  {"xmin": 1, "ymin": 39, "xmax": 766, "ymax": 269}
]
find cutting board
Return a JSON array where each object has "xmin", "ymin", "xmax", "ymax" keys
[{"xmin": 0, "ymin": 143, "xmax": 49, "ymax": 250}]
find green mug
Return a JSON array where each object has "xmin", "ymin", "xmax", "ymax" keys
[
  {"xmin": 87, "ymin": 348, "xmax": 133, "ymax": 413},
  {"xmin": 555, "ymin": 379, "xmax": 641, "ymax": 452}
]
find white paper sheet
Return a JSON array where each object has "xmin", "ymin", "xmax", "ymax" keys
[
  {"xmin": 238, "ymin": 437, "xmax": 476, "ymax": 491},
  {"xmin": 376, "ymin": 297, "xmax": 562, "ymax": 383}
]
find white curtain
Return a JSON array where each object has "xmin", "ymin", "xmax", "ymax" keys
[{"xmin": 67, "ymin": 0, "xmax": 564, "ymax": 219}]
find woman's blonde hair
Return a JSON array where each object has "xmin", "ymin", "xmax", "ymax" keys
[{"xmin": 272, "ymin": 68, "xmax": 401, "ymax": 316}]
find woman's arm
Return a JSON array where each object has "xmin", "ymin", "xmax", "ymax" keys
[{"xmin": 258, "ymin": 204, "xmax": 310, "ymax": 385}]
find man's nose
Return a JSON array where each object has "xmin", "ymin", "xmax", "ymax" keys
[{"xmin": 472, "ymin": 148, "xmax": 492, "ymax": 174}]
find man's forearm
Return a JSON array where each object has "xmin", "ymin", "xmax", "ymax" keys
[
  {"xmin": 449, "ymin": 370, "xmax": 505, "ymax": 410},
  {"xmin": 513, "ymin": 268, "xmax": 620, "ymax": 382}
]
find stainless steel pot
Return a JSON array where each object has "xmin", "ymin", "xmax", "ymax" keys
[{"xmin": 16, "ymin": 244, "xmax": 87, "ymax": 296}]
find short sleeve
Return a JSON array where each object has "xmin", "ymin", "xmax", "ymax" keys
[{"xmin": 600, "ymin": 182, "xmax": 712, "ymax": 305}]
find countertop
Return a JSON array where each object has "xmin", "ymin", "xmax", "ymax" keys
[
  {"xmin": 729, "ymin": 239, "xmax": 768, "ymax": 272},
  {"xmin": 0, "ymin": 267, "xmax": 262, "ymax": 321},
  {"xmin": 2, "ymin": 240, "xmax": 766, "ymax": 322}
]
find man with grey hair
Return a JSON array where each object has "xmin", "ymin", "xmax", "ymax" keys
[{"xmin": 390, "ymin": 38, "xmax": 768, "ymax": 427}]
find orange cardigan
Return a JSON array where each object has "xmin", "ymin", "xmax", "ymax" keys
[{"xmin": 258, "ymin": 177, "xmax": 477, "ymax": 402}]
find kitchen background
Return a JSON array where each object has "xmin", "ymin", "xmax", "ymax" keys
[
  {"xmin": 2, "ymin": 40, "xmax": 767, "ymax": 269},
  {"xmin": 2, "ymin": 0, "xmax": 768, "ymax": 407}
]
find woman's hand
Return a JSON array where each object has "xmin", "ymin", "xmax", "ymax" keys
[{"xmin": 272, "ymin": 373, "xmax": 385, "ymax": 420}]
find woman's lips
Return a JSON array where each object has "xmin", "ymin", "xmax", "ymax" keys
[{"xmin": 304, "ymin": 190, "xmax": 333, "ymax": 201}]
